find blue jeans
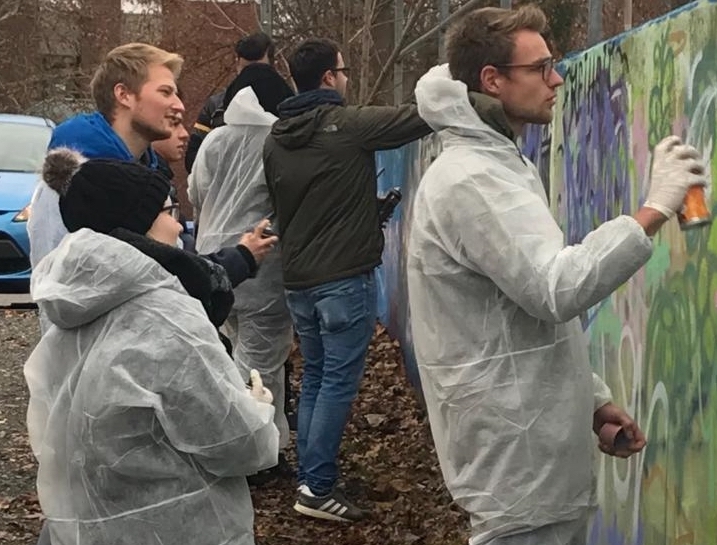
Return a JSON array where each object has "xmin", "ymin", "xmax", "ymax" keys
[{"xmin": 286, "ymin": 272, "xmax": 377, "ymax": 496}]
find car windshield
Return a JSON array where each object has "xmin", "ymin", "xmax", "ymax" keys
[{"xmin": 0, "ymin": 121, "xmax": 52, "ymax": 173}]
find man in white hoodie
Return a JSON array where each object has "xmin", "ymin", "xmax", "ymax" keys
[
  {"xmin": 189, "ymin": 71, "xmax": 295, "ymax": 473},
  {"xmin": 407, "ymin": 5, "xmax": 706, "ymax": 545}
]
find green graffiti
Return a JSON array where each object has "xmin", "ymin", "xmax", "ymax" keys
[{"xmin": 648, "ymin": 30, "xmax": 677, "ymax": 148}]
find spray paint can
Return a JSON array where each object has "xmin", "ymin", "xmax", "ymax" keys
[{"xmin": 678, "ymin": 185, "xmax": 712, "ymax": 230}]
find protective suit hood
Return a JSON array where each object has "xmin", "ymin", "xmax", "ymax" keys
[
  {"xmin": 31, "ymin": 228, "xmax": 179, "ymax": 329},
  {"xmin": 224, "ymin": 86, "xmax": 278, "ymax": 127},
  {"xmin": 415, "ymin": 63, "xmax": 516, "ymax": 144}
]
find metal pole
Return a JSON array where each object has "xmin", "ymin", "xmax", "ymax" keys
[
  {"xmin": 260, "ymin": 0, "xmax": 273, "ymax": 38},
  {"xmin": 624, "ymin": 0, "xmax": 633, "ymax": 31},
  {"xmin": 500, "ymin": 0, "xmax": 512, "ymax": 8},
  {"xmin": 393, "ymin": 0, "xmax": 404, "ymax": 105},
  {"xmin": 587, "ymin": 0, "xmax": 603, "ymax": 46},
  {"xmin": 438, "ymin": 0, "xmax": 449, "ymax": 61}
]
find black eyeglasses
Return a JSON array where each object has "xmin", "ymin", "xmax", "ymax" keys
[
  {"xmin": 161, "ymin": 203, "xmax": 181, "ymax": 221},
  {"xmin": 493, "ymin": 57, "xmax": 556, "ymax": 82},
  {"xmin": 331, "ymin": 67, "xmax": 351, "ymax": 74}
]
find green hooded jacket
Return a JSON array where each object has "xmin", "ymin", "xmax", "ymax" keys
[{"xmin": 263, "ymin": 101, "xmax": 431, "ymax": 289}]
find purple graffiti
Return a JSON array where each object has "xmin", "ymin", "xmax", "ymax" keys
[{"xmin": 559, "ymin": 49, "xmax": 632, "ymax": 244}]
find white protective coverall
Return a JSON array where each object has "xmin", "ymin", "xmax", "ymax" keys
[
  {"xmin": 189, "ymin": 86, "xmax": 293, "ymax": 447},
  {"xmin": 25, "ymin": 229, "xmax": 279, "ymax": 545},
  {"xmin": 407, "ymin": 64, "xmax": 653, "ymax": 544}
]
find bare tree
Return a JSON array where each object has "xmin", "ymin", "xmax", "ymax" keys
[{"xmin": 269, "ymin": 0, "xmax": 441, "ymax": 105}]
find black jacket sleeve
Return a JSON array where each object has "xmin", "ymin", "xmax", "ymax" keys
[
  {"xmin": 201, "ymin": 245, "xmax": 257, "ymax": 288},
  {"xmin": 185, "ymin": 92, "xmax": 225, "ymax": 173}
]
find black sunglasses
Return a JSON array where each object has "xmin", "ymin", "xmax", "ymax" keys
[{"xmin": 331, "ymin": 66, "xmax": 351, "ymax": 74}]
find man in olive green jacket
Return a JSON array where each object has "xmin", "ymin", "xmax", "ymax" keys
[{"xmin": 263, "ymin": 38, "xmax": 431, "ymax": 522}]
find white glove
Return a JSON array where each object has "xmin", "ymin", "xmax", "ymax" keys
[
  {"xmin": 644, "ymin": 135, "xmax": 707, "ymax": 218},
  {"xmin": 249, "ymin": 369, "xmax": 273, "ymax": 404}
]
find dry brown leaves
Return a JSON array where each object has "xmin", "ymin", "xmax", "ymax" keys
[{"xmin": 251, "ymin": 325, "xmax": 469, "ymax": 545}]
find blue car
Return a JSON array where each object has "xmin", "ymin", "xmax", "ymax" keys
[{"xmin": 0, "ymin": 114, "xmax": 53, "ymax": 292}]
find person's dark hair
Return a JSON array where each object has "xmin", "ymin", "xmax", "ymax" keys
[
  {"xmin": 288, "ymin": 39, "xmax": 341, "ymax": 93},
  {"xmin": 446, "ymin": 4, "xmax": 547, "ymax": 93},
  {"xmin": 235, "ymin": 32, "xmax": 275, "ymax": 64}
]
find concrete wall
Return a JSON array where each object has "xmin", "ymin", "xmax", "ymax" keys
[{"xmin": 377, "ymin": 1, "xmax": 717, "ymax": 542}]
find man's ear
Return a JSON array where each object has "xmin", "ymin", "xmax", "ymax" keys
[
  {"xmin": 320, "ymin": 69, "xmax": 334, "ymax": 88},
  {"xmin": 113, "ymin": 83, "xmax": 133, "ymax": 108},
  {"xmin": 479, "ymin": 65, "xmax": 502, "ymax": 95}
]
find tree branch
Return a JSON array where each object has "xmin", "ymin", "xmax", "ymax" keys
[{"xmin": 364, "ymin": 0, "xmax": 427, "ymax": 105}]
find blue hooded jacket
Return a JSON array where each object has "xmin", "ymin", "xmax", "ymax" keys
[{"xmin": 49, "ymin": 111, "xmax": 158, "ymax": 168}]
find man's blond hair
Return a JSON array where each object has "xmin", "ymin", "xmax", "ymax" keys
[{"xmin": 90, "ymin": 43, "xmax": 184, "ymax": 119}]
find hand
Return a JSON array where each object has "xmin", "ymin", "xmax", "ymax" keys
[
  {"xmin": 593, "ymin": 402, "xmax": 646, "ymax": 458},
  {"xmin": 644, "ymin": 136, "xmax": 706, "ymax": 218},
  {"xmin": 249, "ymin": 369, "xmax": 273, "ymax": 404},
  {"xmin": 239, "ymin": 219, "xmax": 277, "ymax": 264}
]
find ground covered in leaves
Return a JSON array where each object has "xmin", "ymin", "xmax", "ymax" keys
[{"xmin": 0, "ymin": 310, "xmax": 469, "ymax": 544}]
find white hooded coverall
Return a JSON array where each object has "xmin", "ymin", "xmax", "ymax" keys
[
  {"xmin": 189, "ymin": 87, "xmax": 294, "ymax": 447},
  {"xmin": 407, "ymin": 64, "xmax": 653, "ymax": 544},
  {"xmin": 25, "ymin": 229, "xmax": 279, "ymax": 545}
]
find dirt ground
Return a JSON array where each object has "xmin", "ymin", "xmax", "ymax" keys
[{"xmin": 0, "ymin": 310, "xmax": 469, "ymax": 545}]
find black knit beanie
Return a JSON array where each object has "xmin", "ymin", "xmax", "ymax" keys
[{"xmin": 43, "ymin": 148, "xmax": 170, "ymax": 235}]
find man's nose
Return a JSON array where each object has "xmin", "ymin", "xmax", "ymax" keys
[
  {"xmin": 549, "ymin": 68, "xmax": 564, "ymax": 88},
  {"xmin": 171, "ymin": 96, "xmax": 186, "ymax": 113}
]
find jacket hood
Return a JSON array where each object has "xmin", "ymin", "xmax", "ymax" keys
[
  {"xmin": 31, "ymin": 229, "xmax": 180, "ymax": 329},
  {"xmin": 270, "ymin": 89, "xmax": 344, "ymax": 149},
  {"xmin": 49, "ymin": 112, "xmax": 158, "ymax": 168},
  {"xmin": 224, "ymin": 87, "xmax": 278, "ymax": 127},
  {"xmin": 270, "ymin": 107, "xmax": 327, "ymax": 149},
  {"xmin": 415, "ymin": 64, "xmax": 516, "ymax": 143}
]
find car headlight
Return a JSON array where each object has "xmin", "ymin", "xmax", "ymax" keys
[{"xmin": 12, "ymin": 204, "xmax": 31, "ymax": 222}]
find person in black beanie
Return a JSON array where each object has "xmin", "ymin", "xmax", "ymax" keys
[
  {"xmin": 42, "ymin": 147, "xmax": 277, "ymax": 330},
  {"xmin": 185, "ymin": 32, "xmax": 287, "ymax": 172},
  {"xmin": 26, "ymin": 149, "xmax": 279, "ymax": 545},
  {"xmin": 221, "ymin": 59, "xmax": 294, "ymax": 117}
]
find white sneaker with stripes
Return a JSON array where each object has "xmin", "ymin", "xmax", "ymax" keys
[{"xmin": 293, "ymin": 485, "xmax": 366, "ymax": 522}]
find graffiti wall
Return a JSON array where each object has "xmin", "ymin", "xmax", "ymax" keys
[
  {"xmin": 524, "ymin": 1, "xmax": 717, "ymax": 543},
  {"xmin": 378, "ymin": 1, "xmax": 717, "ymax": 543}
]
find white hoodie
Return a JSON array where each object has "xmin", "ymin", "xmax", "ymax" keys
[{"xmin": 407, "ymin": 65, "xmax": 652, "ymax": 543}]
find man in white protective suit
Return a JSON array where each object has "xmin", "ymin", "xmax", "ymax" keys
[
  {"xmin": 406, "ymin": 5, "xmax": 707, "ymax": 545},
  {"xmin": 189, "ymin": 70, "xmax": 295, "ymax": 471}
]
